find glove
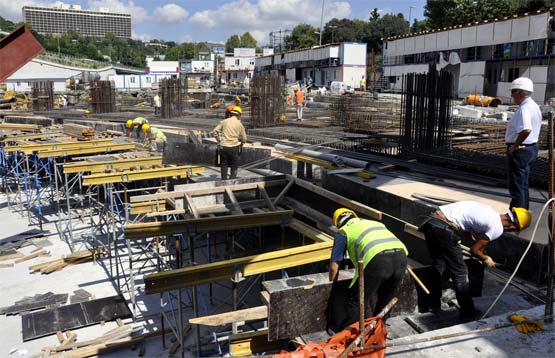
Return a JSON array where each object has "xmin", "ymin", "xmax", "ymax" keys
[
  {"xmin": 508, "ymin": 314, "xmax": 544, "ymax": 334},
  {"xmin": 482, "ymin": 256, "xmax": 496, "ymax": 268}
]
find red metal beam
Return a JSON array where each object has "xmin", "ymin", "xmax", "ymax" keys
[{"xmin": 0, "ymin": 25, "xmax": 44, "ymax": 82}]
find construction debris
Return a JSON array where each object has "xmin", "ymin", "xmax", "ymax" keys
[
  {"xmin": 62, "ymin": 123, "xmax": 96, "ymax": 140},
  {"xmin": 28, "ymin": 248, "xmax": 106, "ymax": 274}
]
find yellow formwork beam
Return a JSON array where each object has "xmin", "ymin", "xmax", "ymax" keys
[
  {"xmin": 285, "ymin": 153, "xmax": 375, "ymax": 179},
  {"xmin": 4, "ymin": 138, "xmax": 115, "ymax": 154},
  {"xmin": 37, "ymin": 143, "xmax": 136, "ymax": 159},
  {"xmin": 0, "ymin": 131, "xmax": 65, "ymax": 142},
  {"xmin": 144, "ymin": 241, "xmax": 332, "ymax": 293},
  {"xmin": 129, "ymin": 200, "xmax": 167, "ymax": 215},
  {"xmin": 63, "ymin": 156, "xmax": 163, "ymax": 174},
  {"xmin": 82, "ymin": 165, "xmax": 204, "ymax": 186}
]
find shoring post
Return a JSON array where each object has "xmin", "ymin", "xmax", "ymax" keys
[{"xmin": 546, "ymin": 110, "xmax": 555, "ymax": 323}]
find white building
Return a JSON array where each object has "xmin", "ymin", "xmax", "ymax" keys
[
  {"xmin": 223, "ymin": 48, "xmax": 256, "ymax": 86},
  {"xmin": 382, "ymin": 9, "xmax": 555, "ymax": 104},
  {"xmin": 108, "ymin": 60, "xmax": 179, "ymax": 90},
  {"xmin": 254, "ymin": 42, "xmax": 367, "ymax": 89}
]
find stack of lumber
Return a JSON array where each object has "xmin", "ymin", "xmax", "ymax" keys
[
  {"xmin": 40, "ymin": 323, "xmax": 145, "ymax": 358},
  {"xmin": 63, "ymin": 123, "xmax": 95, "ymax": 140},
  {"xmin": 0, "ymin": 123, "xmax": 42, "ymax": 131},
  {"xmin": 29, "ymin": 248, "xmax": 106, "ymax": 274}
]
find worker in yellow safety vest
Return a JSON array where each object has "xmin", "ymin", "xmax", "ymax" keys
[
  {"xmin": 142, "ymin": 124, "xmax": 167, "ymax": 152},
  {"xmin": 328, "ymin": 208, "xmax": 408, "ymax": 331}
]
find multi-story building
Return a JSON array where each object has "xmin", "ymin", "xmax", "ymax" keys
[
  {"xmin": 223, "ymin": 48, "xmax": 256, "ymax": 86},
  {"xmin": 254, "ymin": 42, "xmax": 367, "ymax": 89},
  {"xmin": 382, "ymin": 9, "xmax": 555, "ymax": 104},
  {"xmin": 22, "ymin": 3, "xmax": 131, "ymax": 38}
]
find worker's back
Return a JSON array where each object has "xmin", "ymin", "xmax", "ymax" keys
[
  {"xmin": 215, "ymin": 116, "xmax": 246, "ymax": 147},
  {"xmin": 295, "ymin": 90, "xmax": 304, "ymax": 104}
]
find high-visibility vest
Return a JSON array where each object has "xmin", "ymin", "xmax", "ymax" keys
[
  {"xmin": 342, "ymin": 218, "xmax": 408, "ymax": 288},
  {"xmin": 151, "ymin": 127, "xmax": 167, "ymax": 141},
  {"xmin": 133, "ymin": 117, "xmax": 147, "ymax": 126}
]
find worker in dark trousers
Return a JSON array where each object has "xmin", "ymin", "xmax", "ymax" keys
[
  {"xmin": 418, "ymin": 201, "xmax": 531, "ymax": 322},
  {"xmin": 328, "ymin": 208, "xmax": 408, "ymax": 330},
  {"xmin": 213, "ymin": 106, "xmax": 246, "ymax": 180}
]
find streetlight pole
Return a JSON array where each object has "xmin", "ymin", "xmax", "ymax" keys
[
  {"xmin": 319, "ymin": 0, "xmax": 325, "ymax": 46},
  {"xmin": 408, "ymin": 6, "xmax": 415, "ymax": 33}
]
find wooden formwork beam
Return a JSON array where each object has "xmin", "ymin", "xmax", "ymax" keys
[{"xmin": 63, "ymin": 156, "xmax": 163, "ymax": 174}]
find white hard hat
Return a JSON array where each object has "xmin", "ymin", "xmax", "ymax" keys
[{"xmin": 510, "ymin": 77, "xmax": 534, "ymax": 93}]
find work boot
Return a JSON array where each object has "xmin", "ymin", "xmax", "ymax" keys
[{"xmin": 459, "ymin": 309, "xmax": 483, "ymax": 323}]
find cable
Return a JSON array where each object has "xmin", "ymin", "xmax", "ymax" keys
[{"xmin": 480, "ymin": 197, "xmax": 555, "ymax": 320}]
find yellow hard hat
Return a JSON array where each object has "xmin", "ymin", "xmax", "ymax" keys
[
  {"xmin": 141, "ymin": 123, "xmax": 150, "ymax": 133},
  {"xmin": 231, "ymin": 106, "xmax": 242, "ymax": 115},
  {"xmin": 511, "ymin": 207, "xmax": 532, "ymax": 231},
  {"xmin": 126, "ymin": 119, "xmax": 133, "ymax": 128},
  {"xmin": 84, "ymin": 109, "xmax": 90, "ymax": 114},
  {"xmin": 333, "ymin": 208, "xmax": 357, "ymax": 228}
]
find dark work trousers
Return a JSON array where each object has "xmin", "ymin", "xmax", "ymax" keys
[
  {"xmin": 135, "ymin": 126, "xmax": 142, "ymax": 139},
  {"xmin": 507, "ymin": 144, "xmax": 538, "ymax": 209},
  {"xmin": 419, "ymin": 218, "xmax": 477, "ymax": 319},
  {"xmin": 220, "ymin": 145, "xmax": 240, "ymax": 180},
  {"xmin": 343, "ymin": 250, "xmax": 407, "ymax": 328}
]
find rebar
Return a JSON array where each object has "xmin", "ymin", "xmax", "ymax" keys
[
  {"xmin": 399, "ymin": 65, "xmax": 453, "ymax": 156},
  {"xmin": 250, "ymin": 75, "xmax": 285, "ymax": 128},
  {"xmin": 90, "ymin": 80, "xmax": 116, "ymax": 113},
  {"xmin": 160, "ymin": 77, "xmax": 186, "ymax": 118},
  {"xmin": 31, "ymin": 81, "xmax": 54, "ymax": 111}
]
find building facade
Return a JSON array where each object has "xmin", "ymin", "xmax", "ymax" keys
[
  {"xmin": 22, "ymin": 4, "xmax": 131, "ymax": 38},
  {"xmin": 382, "ymin": 9, "xmax": 555, "ymax": 104},
  {"xmin": 254, "ymin": 42, "xmax": 367, "ymax": 89},
  {"xmin": 223, "ymin": 48, "xmax": 256, "ymax": 86}
]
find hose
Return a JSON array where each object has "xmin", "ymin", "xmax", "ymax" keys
[{"xmin": 480, "ymin": 197, "xmax": 555, "ymax": 320}]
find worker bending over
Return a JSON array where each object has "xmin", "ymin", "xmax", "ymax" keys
[
  {"xmin": 328, "ymin": 208, "xmax": 408, "ymax": 330},
  {"xmin": 126, "ymin": 117, "xmax": 148, "ymax": 140},
  {"xmin": 142, "ymin": 124, "xmax": 167, "ymax": 152},
  {"xmin": 213, "ymin": 106, "xmax": 247, "ymax": 180},
  {"xmin": 418, "ymin": 201, "xmax": 531, "ymax": 322}
]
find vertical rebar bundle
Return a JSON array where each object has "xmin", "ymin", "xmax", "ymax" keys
[
  {"xmin": 400, "ymin": 66, "xmax": 454, "ymax": 156},
  {"xmin": 90, "ymin": 80, "xmax": 116, "ymax": 113},
  {"xmin": 250, "ymin": 75, "xmax": 285, "ymax": 128},
  {"xmin": 31, "ymin": 81, "xmax": 54, "ymax": 111},
  {"xmin": 160, "ymin": 77, "xmax": 185, "ymax": 118}
]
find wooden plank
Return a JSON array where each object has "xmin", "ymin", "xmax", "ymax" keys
[
  {"xmin": 189, "ymin": 306, "xmax": 268, "ymax": 326},
  {"xmin": 289, "ymin": 175, "xmax": 382, "ymax": 220},
  {"xmin": 258, "ymin": 185, "xmax": 276, "ymax": 211},
  {"xmin": 184, "ymin": 193, "xmax": 200, "ymax": 218},
  {"xmin": 225, "ymin": 187, "xmax": 243, "ymax": 215},
  {"xmin": 0, "ymin": 252, "xmax": 24, "ymax": 262},
  {"xmin": 405, "ymin": 223, "xmax": 425, "ymax": 240},
  {"xmin": 272, "ymin": 178, "xmax": 294, "ymax": 206},
  {"xmin": 14, "ymin": 250, "xmax": 49, "ymax": 263}
]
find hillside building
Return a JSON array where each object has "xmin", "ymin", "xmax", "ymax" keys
[
  {"xmin": 382, "ymin": 9, "xmax": 555, "ymax": 104},
  {"xmin": 22, "ymin": 3, "xmax": 131, "ymax": 38}
]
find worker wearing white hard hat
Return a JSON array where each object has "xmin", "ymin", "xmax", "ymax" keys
[{"xmin": 505, "ymin": 77, "xmax": 542, "ymax": 209}]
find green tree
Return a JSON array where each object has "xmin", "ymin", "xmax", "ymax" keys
[
  {"xmin": 225, "ymin": 34, "xmax": 241, "ymax": 52},
  {"xmin": 0, "ymin": 15, "xmax": 16, "ymax": 32},
  {"xmin": 284, "ymin": 23, "xmax": 318, "ymax": 50},
  {"xmin": 370, "ymin": 8, "xmax": 380, "ymax": 21},
  {"xmin": 365, "ymin": 13, "xmax": 409, "ymax": 50},
  {"xmin": 240, "ymin": 32, "xmax": 258, "ymax": 48},
  {"xmin": 411, "ymin": 19, "xmax": 429, "ymax": 33}
]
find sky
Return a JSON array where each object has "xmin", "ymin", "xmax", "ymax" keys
[{"xmin": 0, "ymin": 0, "xmax": 427, "ymax": 45}]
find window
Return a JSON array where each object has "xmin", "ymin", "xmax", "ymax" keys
[
  {"xmin": 247, "ymin": 72, "xmax": 252, "ymax": 79},
  {"xmin": 508, "ymin": 67, "xmax": 520, "ymax": 82},
  {"xmin": 249, "ymin": 59, "xmax": 255, "ymax": 65},
  {"xmin": 235, "ymin": 59, "xmax": 240, "ymax": 65},
  {"xmin": 129, "ymin": 77, "xmax": 135, "ymax": 84},
  {"xmin": 145, "ymin": 77, "xmax": 151, "ymax": 83},
  {"xmin": 388, "ymin": 76, "xmax": 396, "ymax": 84}
]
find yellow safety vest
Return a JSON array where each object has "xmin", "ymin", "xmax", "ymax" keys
[{"xmin": 342, "ymin": 218, "xmax": 408, "ymax": 288}]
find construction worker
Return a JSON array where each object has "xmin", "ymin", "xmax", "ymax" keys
[
  {"xmin": 83, "ymin": 109, "xmax": 91, "ymax": 118},
  {"xmin": 418, "ymin": 201, "xmax": 531, "ymax": 322},
  {"xmin": 294, "ymin": 88, "xmax": 304, "ymax": 121},
  {"xmin": 359, "ymin": 76, "xmax": 366, "ymax": 91},
  {"xmin": 224, "ymin": 104, "xmax": 235, "ymax": 118},
  {"xmin": 142, "ymin": 124, "xmax": 167, "ymax": 152},
  {"xmin": 234, "ymin": 96, "xmax": 241, "ymax": 105},
  {"xmin": 153, "ymin": 93, "xmax": 161, "ymax": 115},
  {"xmin": 328, "ymin": 208, "xmax": 408, "ymax": 330},
  {"xmin": 213, "ymin": 106, "xmax": 247, "ymax": 180},
  {"xmin": 126, "ymin": 117, "xmax": 148, "ymax": 140},
  {"xmin": 506, "ymin": 77, "xmax": 541, "ymax": 209}
]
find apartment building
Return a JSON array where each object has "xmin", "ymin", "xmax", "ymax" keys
[
  {"xmin": 382, "ymin": 9, "xmax": 555, "ymax": 104},
  {"xmin": 22, "ymin": 3, "xmax": 131, "ymax": 38}
]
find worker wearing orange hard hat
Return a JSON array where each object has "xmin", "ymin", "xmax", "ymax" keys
[{"xmin": 213, "ymin": 106, "xmax": 246, "ymax": 180}]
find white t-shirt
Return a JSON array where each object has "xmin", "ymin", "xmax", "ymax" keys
[
  {"xmin": 439, "ymin": 201, "xmax": 503, "ymax": 241},
  {"xmin": 505, "ymin": 97, "xmax": 542, "ymax": 144}
]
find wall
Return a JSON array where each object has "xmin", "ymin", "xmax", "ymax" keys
[
  {"xmin": 5, "ymin": 79, "xmax": 67, "ymax": 93},
  {"xmin": 341, "ymin": 43, "xmax": 367, "ymax": 66},
  {"xmin": 458, "ymin": 61, "xmax": 485, "ymax": 97},
  {"xmin": 342, "ymin": 66, "xmax": 366, "ymax": 88},
  {"xmin": 384, "ymin": 12, "xmax": 549, "ymax": 57},
  {"xmin": 382, "ymin": 64, "xmax": 429, "ymax": 91}
]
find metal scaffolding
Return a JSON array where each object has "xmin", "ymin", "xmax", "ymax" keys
[{"xmin": 250, "ymin": 75, "xmax": 285, "ymax": 128}]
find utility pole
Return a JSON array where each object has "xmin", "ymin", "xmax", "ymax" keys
[{"xmin": 319, "ymin": 0, "xmax": 325, "ymax": 46}]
